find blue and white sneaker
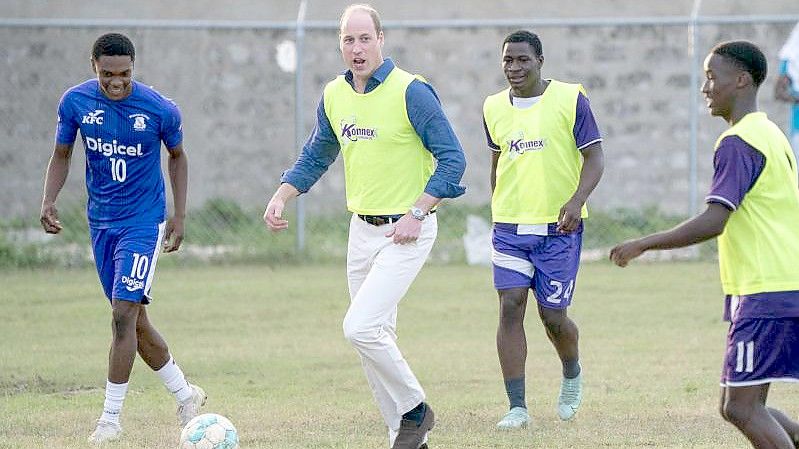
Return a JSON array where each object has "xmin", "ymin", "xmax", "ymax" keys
[
  {"xmin": 496, "ymin": 406, "xmax": 530, "ymax": 429},
  {"xmin": 557, "ymin": 374, "xmax": 582, "ymax": 421}
]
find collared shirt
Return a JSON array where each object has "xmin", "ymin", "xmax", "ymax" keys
[{"xmin": 282, "ymin": 58, "xmax": 466, "ymax": 199}]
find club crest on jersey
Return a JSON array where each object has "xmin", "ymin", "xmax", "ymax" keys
[
  {"xmin": 340, "ymin": 117, "xmax": 377, "ymax": 142},
  {"xmin": 507, "ymin": 131, "xmax": 546, "ymax": 159},
  {"xmin": 82, "ymin": 109, "xmax": 105, "ymax": 125},
  {"xmin": 129, "ymin": 113, "xmax": 150, "ymax": 131}
]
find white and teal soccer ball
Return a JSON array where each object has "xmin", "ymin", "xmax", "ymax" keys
[{"xmin": 179, "ymin": 413, "xmax": 239, "ymax": 449}]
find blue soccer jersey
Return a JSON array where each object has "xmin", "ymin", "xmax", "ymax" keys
[{"xmin": 55, "ymin": 79, "xmax": 183, "ymax": 228}]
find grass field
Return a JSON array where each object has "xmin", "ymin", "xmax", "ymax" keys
[{"xmin": 2, "ymin": 262, "xmax": 797, "ymax": 448}]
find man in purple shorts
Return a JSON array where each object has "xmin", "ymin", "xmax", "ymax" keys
[
  {"xmin": 40, "ymin": 33, "xmax": 205, "ymax": 443},
  {"xmin": 483, "ymin": 30, "xmax": 604, "ymax": 428},
  {"xmin": 612, "ymin": 41, "xmax": 799, "ymax": 448}
]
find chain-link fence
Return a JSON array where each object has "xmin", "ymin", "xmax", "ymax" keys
[{"xmin": 2, "ymin": 11, "xmax": 798, "ymax": 267}]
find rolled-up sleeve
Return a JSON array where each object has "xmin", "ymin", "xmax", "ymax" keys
[
  {"xmin": 405, "ymin": 79, "xmax": 466, "ymax": 199},
  {"xmin": 280, "ymin": 95, "xmax": 341, "ymax": 193}
]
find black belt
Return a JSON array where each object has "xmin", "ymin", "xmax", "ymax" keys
[
  {"xmin": 358, "ymin": 214, "xmax": 404, "ymax": 226},
  {"xmin": 357, "ymin": 210, "xmax": 436, "ymax": 226}
]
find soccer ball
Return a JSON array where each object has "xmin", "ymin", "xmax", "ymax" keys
[{"xmin": 179, "ymin": 413, "xmax": 239, "ymax": 449}]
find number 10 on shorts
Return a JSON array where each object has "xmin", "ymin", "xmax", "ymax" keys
[{"xmin": 130, "ymin": 253, "xmax": 149, "ymax": 280}]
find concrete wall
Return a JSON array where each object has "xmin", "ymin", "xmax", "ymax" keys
[{"xmin": 2, "ymin": 1, "xmax": 798, "ymax": 220}]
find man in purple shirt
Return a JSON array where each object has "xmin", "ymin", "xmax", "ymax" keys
[
  {"xmin": 484, "ymin": 30, "xmax": 604, "ymax": 429},
  {"xmin": 611, "ymin": 41, "xmax": 799, "ymax": 449}
]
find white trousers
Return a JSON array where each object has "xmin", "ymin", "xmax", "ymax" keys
[{"xmin": 343, "ymin": 213, "xmax": 437, "ymax": 445}]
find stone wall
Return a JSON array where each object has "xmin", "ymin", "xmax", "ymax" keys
[{"xmin": 1, "ymin": 1, "xmax": 798, "ymax": 219}]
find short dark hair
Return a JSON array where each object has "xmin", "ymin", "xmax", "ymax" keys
[
  {"xmin": 92, "ymin": 33, "xmax": 135, "ymax": 62},
  {"xmin": 711, "ymin": 40, "xmax": 767, "ymax": 87},
  {"xmin": 503, "ymin": 30, "xmax": 543, "ymax": 57}
]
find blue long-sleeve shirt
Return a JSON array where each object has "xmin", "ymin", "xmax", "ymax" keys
[{"xmin": 282, "ymin": 58, "xmax": 466, "ymax": 199}]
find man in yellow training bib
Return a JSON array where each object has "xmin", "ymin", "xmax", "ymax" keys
[
  {"xmin": 611, "ymin": 41, "xmax": 799, "ymax": 449},
  {"xmin": 483, "ymin": 30, "xmax": 604, "ymax": 429},
  {"xmin": 263, "ymin": 4, "xmax": 466, "ymax": 449}
]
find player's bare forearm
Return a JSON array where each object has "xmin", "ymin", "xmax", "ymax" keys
[
  {"xmin": 40, "ymin": 144, "xmax": 73, "ymax": 234},
  {"xmin": 570, "ymin": 143, "xmax": 604, "ymax": 205},
  {"xmin": 162, "ymin": 146, "xmax": 188, "ymax": 252},
  {"xmin": 42, "ymin": 143, "xmax": 73, "ymax": 206},
  {"xmin": 557, "ymin": 144, "xmax": 603, "ymax": 233},
  {"xmin": 167, "ymin": 145, "xmax": 188, "ymax": 219},
  {"xmin": 641, "ymin": 203, "xmax": 730, "ymax": 250},
  {"xmin": 490, "ymin": 151, "xmax": 499, "ymax": 194},
  {"xmin": 610, "ymin": 204, "xmax": 730, "ymax": 267}
]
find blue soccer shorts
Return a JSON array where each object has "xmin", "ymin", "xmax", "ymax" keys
[
  {"xmin": 492, "ymin": 223, "xmax": 582, "ymax": 309},
  {"xmin": 90, "ymin": 222, "xmax": 165, "ymax": 303},
  {"xmin": 720, "ymin": 317, "xmax": 799, "ymax": 387}
]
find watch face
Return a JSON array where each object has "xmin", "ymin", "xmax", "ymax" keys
[{"xmin": 411, "ymin": 207, "xmax": 425, "ymax": 220}]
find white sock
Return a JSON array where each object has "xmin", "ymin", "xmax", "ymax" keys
[
  {"xmin": 156, "ymin": 356, "xmax": 193, "ymax": 402},
  {"xmin": 100, "ymin": 381, "xmax": 128, "ymax": 424}
]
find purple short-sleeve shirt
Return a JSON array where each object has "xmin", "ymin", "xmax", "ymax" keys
[{"xmin": 707, "ymin": 135, "xmax": 799, "ymax": 320}]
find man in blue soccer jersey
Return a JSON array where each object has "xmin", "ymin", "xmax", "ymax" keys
[
  {"xmin": 39, "ymin": 33, "xmax": 205, "ymax": 443},
  {"xmin": 264, "ymin": 4, "xmax": 465, "ymax": 448},
  {"xmin": 611, "ymin": 41, "xmax": 799, "ymax": 449},
  {"xmin": 483, "ymin": 30, "xmax": 604, "ymax": 429}
]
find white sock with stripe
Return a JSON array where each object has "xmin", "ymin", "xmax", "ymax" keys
[
  {"xmin": 156, "ymin": 356, "xmax": 193, "ymax": 403},
  {"xmin": 100, "ymin": 380, "xmax": 128, "ymax": 424}
]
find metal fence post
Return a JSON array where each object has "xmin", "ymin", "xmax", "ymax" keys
[
  {"xmin": 295, "ymin": 0, "xmax": 308, "ymax": 253},
  {"xmin": 688, "ymin": 0, "xmax": 703, "ymax": 215}
]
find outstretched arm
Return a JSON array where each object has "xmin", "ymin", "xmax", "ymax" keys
[
  {"xmin": 40, "ymin": 142, "xmax": 74, "ymax": 234},
  {"xmin": 609, "ymin": 203, "xmax": 731, "ymax": 267},
  {"xmin": 265, "ymin": 95, "xmax": 339, "ymax": 233}
]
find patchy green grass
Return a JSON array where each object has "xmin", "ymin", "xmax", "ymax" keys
[{"xmin": 2, "ymin": 262, "xmax": 795, "ymax": 448}]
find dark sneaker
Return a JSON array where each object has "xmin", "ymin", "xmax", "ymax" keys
[{"xmin": 392, "ymin": 403, "xmax": 434, "ymax": 449}]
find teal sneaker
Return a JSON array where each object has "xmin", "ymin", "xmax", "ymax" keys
[
  {"xmin": 496, "ymin": 406, "xmax": 530, "ymax": 429},
  {"xmin": 557, "ymin": 374, "xmax": 582, "ymax": 421}
]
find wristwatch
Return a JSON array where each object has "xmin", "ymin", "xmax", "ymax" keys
[{"xmin": 410, "ymin": 207, "xmax": 427, "ymax": 221}]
